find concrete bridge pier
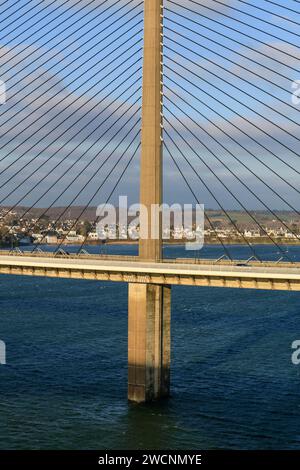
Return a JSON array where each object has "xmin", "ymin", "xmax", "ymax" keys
[
  {"xmin": 127, "ymin": 0, "xmax": 166, "ymax": 403},
  {"xmin": 128, "ymin": 283, "xmax": 171, "ymax": 402}
]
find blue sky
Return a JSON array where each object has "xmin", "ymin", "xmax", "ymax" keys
[{"xmin": 0, "ymin": 0, "xmax": 300, "ymax": 212}]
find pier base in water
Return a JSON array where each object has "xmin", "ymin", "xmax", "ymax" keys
[{"xmin": 128, "ymin": 283, "xmax": 171, "ymax": 403}]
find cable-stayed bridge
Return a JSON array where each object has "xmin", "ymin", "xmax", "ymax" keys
[{"xmin": 0, "ymin": 0, "xmax": 300, "ymax": 401}]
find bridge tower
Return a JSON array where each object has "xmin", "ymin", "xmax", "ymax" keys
[{"xmin": 128, "ymin": 0, "xmax": 171, "ymax": 403}]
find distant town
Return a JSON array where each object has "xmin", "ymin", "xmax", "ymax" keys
[{"xmin": 0, "ymin": 206, "xmax": 300, "ymax": 247}]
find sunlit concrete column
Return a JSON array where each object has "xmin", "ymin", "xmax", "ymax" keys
[
  {"xmin": 139, "ymin": 0, "xmax": 163, "ymax": 262},
  {"xmin": 128, "ymin": 283, "xmax": 171, "ymax": 402}
]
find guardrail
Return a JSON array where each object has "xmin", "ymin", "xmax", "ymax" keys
[{"xmin": 0, "ymin": 249, "xmax": 298, "ymax": 269}]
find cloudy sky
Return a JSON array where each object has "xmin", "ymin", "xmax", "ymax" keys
[{"xmin": 0, "ymin": 0, "xmax": 300, "ymax": 213}]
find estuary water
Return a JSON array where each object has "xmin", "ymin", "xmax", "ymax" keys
[{"xmin": 0, "ymin": 244, "xmax": 300, "ymax": 449}]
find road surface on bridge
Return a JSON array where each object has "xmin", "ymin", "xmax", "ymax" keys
[{"xmin": 0, "ymin": 254, "xmax": 299, "ymax": 290}]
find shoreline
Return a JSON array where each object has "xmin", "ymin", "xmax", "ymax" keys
[{"xmin": 27, "ymin": 238, "xmax": 300, "ymax": 247}]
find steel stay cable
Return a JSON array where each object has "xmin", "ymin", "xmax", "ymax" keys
[
  {"xmin": 76, "ymin": 140, "xmax": 141, "ymax": 253},
  {"xmin": 1, "ymin": 101, "xmax": 141, "ymax": 238},
  {"xmin": 0, "ymin": 0, "xmax": 71, "ymax": 44},
  {"xmin": 0, "ymin": 0, "xmax": 83, "ymax": 63},
  {"xmin": 0, "ymin": 78, "xmax": 142, "ymax": 211},
  {"xmin": 164, "ymin": 57, "xmax": 300, "ymax": 167},
  {"xmin": 164, "ymin": 119, "xmax": 294, "ymax": 262},
  {"xmin": 0, "ymin": 0, "xmax": 97, "ymax": 64},
  {"xmin": 1, "ymin": 0, "xmax": 139, "ymax": 82},
  {"xmin": 236, "ymin": 0, "xmax": 300, "ymax": 26},
  {"xmin": 165, "ymin": 127, "xmax": 290, "ymax": 261},
  {"xmin": 26, "ymin": 116, "xmax": 140, "ymax": 252},
  {"xmin": 164, "ymin": 25, "xmax": 297, "ymax": 107},
  {"xmin": 29, "ymin": 115, "xmax": 141, "ymax": 251},
  {"xmin": 164, "ymin": 13, "xmax": 297, "ymax": 84},
  {"xmin": 1, "ymin": 0, "xmax": 142, "ymax": 111},
  {"xmin": 187, "ymin": 0, "xmax": 300, "ymax": 53},
  {"xmin": 0, "ymin": 0, "xmax": 37, "ymax": 29},
  {"xmin": 165, "ymin": 64, "xmax": 300, "ymax": 177},
  {"xmin": 208, "ymin": 0, "xmax": 300, "ymax": 36},
  {"xmin": 0, "ymin": 0, "xmax": 134, "ymax": 105},
  {"xmin": 1, "ymin": 14, "xmax": 141, "ymax": 131},
  {"xmin": 0, "ymin": 69, "xmax": 141, "ymax": 198},
  {"xmin": 165, "ymin": 42, "xmax": 300, "ymax": 140},
  {"xmin": 163, "ymin": 128, "xmax": 262, "ymax": 260},
  {"xmin": 165, "ymin": 99, "xmax": 300, "ymax": 242},
  {"xmin": 33, "ymin": 120, "xmax": 141, "ymax": 251},
  {"xmin": 63, "ymin": 135, "xmax": 141, "ymax": 252},
  {"xmin": 164, "ymin": 80, "xmax": 300, "ymax": 196},
  {"xmin": 166, "ymin": 2, "xmax": 300, "ymax": 72},
  {"xmin": 0, "ymin": 0, "xmax": 21, "ymax": 10},
  {"xmin": 6, "ymin": 113, "xmax": 141, "ymax": 249},
  {"xmin": 163, "ymin": 141, "xmax": 233, "ymax": 261},
  {"xmin": 164, "ymin": 9, "xmax": 300, "ymax": 80},
  {"xmin": 0, "ymin": 47, "xmax": 142, "ymax": 175},
  {"xmin": 264, "ymin": 0, "xmax": 300, "ymax": 15}
]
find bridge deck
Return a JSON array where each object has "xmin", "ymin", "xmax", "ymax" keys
[{"xmin": 0, "ymin": 253, "xmax": 299, "ymax": 290}]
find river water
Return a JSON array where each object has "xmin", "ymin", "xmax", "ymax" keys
[{"xmin": 0, "ymin": 244, "xmax": 300, "ymax": 449}]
